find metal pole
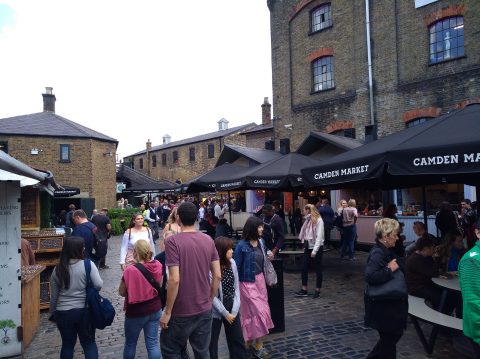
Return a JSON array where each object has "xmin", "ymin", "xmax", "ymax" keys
[
  {"xmin": 365, "ymin": 0, "xmax": 375, "ymax": 126},
  {"xmin": 422, "ymin": 186, "xmax": 428, "ymax": 232},
  {"xmin": 228, "ymin": 190, "xmax": 233, "ymax": 229}
]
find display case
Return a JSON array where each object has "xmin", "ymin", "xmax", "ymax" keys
[{"xmin": 22, "ymin": 230, "xmax": 64, "ymax": 310}]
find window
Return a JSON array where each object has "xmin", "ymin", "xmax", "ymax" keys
[
  {"xmin": 59, "ymin": 144, "xmax": 70, "ymax": 162},
  {"xmin": 173, "ymin": 151, "xmax": 179, "ymax": 164},
  {"xmin": 313, "ymin": 56, "xmax": 335, "ymax": 92},
  {"xmin": 207, "ymin": 144, "xmax": 215, "ymax": 159},
  {"xmin": 162, "ymin": 153, "xmax": 167, "ymax": 166},
  {"xmin": 429, "ymin": 16, "xmax": 464, "ymax": 64},
  {"xmin": 139, "ymin": 158, "xmax": 144, "ymax": 169},
  {"xmin": 0, "ymin": 141, "xmax": 8, "ymax": 153},
  {"xmin": 189, "ymin": 147, "xmax": 195, "ymax": 161},
  {"xmin": 406, "ymin": 117, "xmax": 433, "ymax": 128},
  {"xmin": 311, "ymin": 4, "xmax": 332, "ymax": 33},
  {"xmin": 152, "ymin": 155, "xmax": 157, "ymax": 167}
]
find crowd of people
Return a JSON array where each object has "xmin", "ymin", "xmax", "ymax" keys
[{"xmin": 47, "ymin": 195, "xmax": 480, "ymax": 358}]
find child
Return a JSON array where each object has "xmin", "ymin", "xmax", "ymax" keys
[{"xmin": 209, "ymin": 237, "xmax": 247, "ymax": 359}]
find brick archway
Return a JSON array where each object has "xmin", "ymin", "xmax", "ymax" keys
[
  {"xmin": 325, "ymin": 120, "xmax": 353, "ymax": 134},
  {"xmin": 402, "ymin": 107, "xmax": 441, "ymax": 123}
]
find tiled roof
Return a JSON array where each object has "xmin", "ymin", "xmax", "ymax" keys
[
  {"xmin": 118, "ymin": 165, "xmax": 176, "ymax": 187},
  {"xmin": 127, "ymin": 123, "xmax": 256, "ymax": 157},
  {"xmin": 296, "ymin": 131, "xmax": 363, "ymax": 155},
  {"xmin": 216, "ymin": 144, "xmax": 283, "ymax": 166},
  {"xmin": 241, "ymin": 123, "xmax": 273, "ymax": 134},
  {"xmin": 0, "ymin": 112, "xmax": 117, "ymax": 143}
]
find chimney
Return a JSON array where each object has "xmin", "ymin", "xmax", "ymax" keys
[
  {"xmin": 261, "ymin": 97, "xmax": 271, "ymax": 125},
  {"xmin": 42, "ymin": 87, "xmax": 56, "ymax": 112},
  {"xmin": 146, "ymin": 139, "xmax": 152, "ymax": 151},
  {"xmin": 162, "ymin": 134, "xmax": 171, "ymax": 144},
  {"xmin": 218, "ymin": 118, "xmax": 229, "ymax": 131}
]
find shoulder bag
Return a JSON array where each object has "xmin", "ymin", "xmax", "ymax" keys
[
  {"xmin": 259, "ymin": 239, "xmax": 278, "ymax": 287},
  {"xmin": 84, "ymin": 259, "xmax": 115, "ymax": 329},
  {"xmin": 134, "ymin": 263, "xmax": 166, "ymax": 309},
  {"xmin": 365, "ymin": 269, "xmax": 407, "ymax": 300}
]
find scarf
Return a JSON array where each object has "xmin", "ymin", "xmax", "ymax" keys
[{"xmin": 299, "ymin": 214, "xmax": 317, "ymax": 246}]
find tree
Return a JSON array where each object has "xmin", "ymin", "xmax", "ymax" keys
[{"xmin": 0, "ymin": 319, "xmax": 16, "ymax": 343}]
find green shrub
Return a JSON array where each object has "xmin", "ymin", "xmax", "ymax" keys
[{"xmin": 107, "ymin": 208, "xmax": 139, "ymax": 235}]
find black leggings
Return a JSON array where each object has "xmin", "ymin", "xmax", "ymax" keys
[
  {"xmin": 367, "ymin": 330, "xmax": 403, "ymax": 359},
  {"xmin": 209, "ymin": 315, "xmax": 247, "ymax": 359},
  {"xmin": 301, "ymin": 243, "xmax": 323, "ymax": 289}
]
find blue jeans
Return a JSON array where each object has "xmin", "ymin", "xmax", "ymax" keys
[
  {"xmin": 124, "ymin": 309, "xmax": 162, "ymax": 359},
  {"xmin": 341, "ymin": 225, "xmax": 356, "ymax": 259},
  {"xmin": 55, "ymin": 308, "xmax": 98, "ymax": 359}
]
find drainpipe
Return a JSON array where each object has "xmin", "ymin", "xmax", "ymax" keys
[{"xmin": 365, "ymin": 0, "xmax": 375, "ymax": 126}]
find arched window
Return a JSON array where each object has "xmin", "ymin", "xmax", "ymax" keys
[
  {"xmin": 429, "ymin": 16, "xmax": 464, "ymax": 64},
  {"xmin": 406, "ymin": 117, "xmax": 433, "ymax": 128},
  {"xmin": 311, "ymin": 4, "xmax": 332, "ymax": 33},
  {"xmin": 312, "ymin": 56, "xmax": 335, "ymax": 92}
]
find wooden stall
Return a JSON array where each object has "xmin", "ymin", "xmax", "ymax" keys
[
  {"xmin": 21, "ymin": 265, "xmax": 45, "ymax": 348},
  {"xmin": 22, "ymin": 231, "xmax": 63, "ymax": 310}
]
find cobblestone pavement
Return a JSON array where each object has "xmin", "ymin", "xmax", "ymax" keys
[{"xmin": 21, "ymin": 235, "xmax": 468, "ymax": 359}]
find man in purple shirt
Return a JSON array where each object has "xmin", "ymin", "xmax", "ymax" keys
[{"xmin": 160, "ymin": 202, "xmax": 221, "ymax": 359}]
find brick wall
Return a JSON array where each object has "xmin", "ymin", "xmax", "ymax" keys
[
  {"xmin": 129, "ymin": 129, "xmax": 254, "ymax": 183},
  {"xmin": 1, "ymin": 135, "xmax": 117, "ymax": 209},
  {"xmin": 269, "ymin": 0, "xmax": 480, "ymax": 147}
]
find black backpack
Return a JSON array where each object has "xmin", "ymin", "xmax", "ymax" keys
[
  {"xmin": 85, "ymin": 224, "xmax": 108, "ymax": 258},
  {"xmin": 262, "ymin": 214, "xmax": 277, "ymax": 248}
]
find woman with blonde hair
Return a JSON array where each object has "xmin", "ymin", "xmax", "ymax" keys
[
  {"xmin": 341, "ymin": 199, "xmax": 358, "ymax": 260},
  {"xmin": 119, "ymin": 240, "xmax": 163, "ymax": 359},
  {"xmin": 364, "ymin": 218, "xmax": 407, "ymax": 358},
  {"xmin": 120, "ymin": 213, "xmax": 156, "ymax": 271},
  {"xmin": 162, "ymin": 206, "xmax": 180, "ymax": 239},
  {"xmin": 295, "ymin": 204, "xmax": 325, "ymax": 298}
]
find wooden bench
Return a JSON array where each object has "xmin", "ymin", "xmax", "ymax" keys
[{"xmin": 408, "ymin": 295, "xmax": 463, "ymax": 355}]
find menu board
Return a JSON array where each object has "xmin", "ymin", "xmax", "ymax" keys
[
  {"xmin": 21, "ymin": 187, "xmax": 39, "ymax": 228},
  {"xmin": 0, "ymin": 182, "xmax": 22, "ymax": 357}
]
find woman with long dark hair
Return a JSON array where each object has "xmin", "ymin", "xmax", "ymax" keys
[
  {"xmin": 209, "ymin": 236, "xmax": 247, "ymax": 359},
  {"xmin": 234, "ymin": 216, "xmax": 274, "ymax": 358},
  {"xmin": 120, "ymin": 213, "xmax": 156, "ymax": 271},
  {"xmin": 50, "ymin": 236, "xmax": 103, "ymax": 359}
]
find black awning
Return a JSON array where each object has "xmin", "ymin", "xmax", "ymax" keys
[
  {"xmin": 302, "ymin": 104, "xmax": 480, "ymax": 189},
  {"xmin": 54, "ymin": 186, "xmax": 81, "ymax": 197}
]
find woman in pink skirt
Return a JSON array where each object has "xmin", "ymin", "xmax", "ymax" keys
[{"xmin": 234, "ymin": 216, "xmax": 274, "ymax": 358}]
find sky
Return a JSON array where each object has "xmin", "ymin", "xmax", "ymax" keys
[{"xmin": 0, "ymin": 1, "xmax": 273, "ymax": 159}]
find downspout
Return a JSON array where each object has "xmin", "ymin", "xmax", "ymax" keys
[{"xmin": 365, "ymin": 0, "xmax": 375, "ymax": 126}]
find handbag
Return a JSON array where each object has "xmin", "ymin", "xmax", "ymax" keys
[
  {"xmin": 365, "ymin": 269, "xmax": 407, "ymax": 300},
  {"xmin": 84, "ymin": 260, "xmax": 115, "ymax": 329},
  {"xmin": 259, "ymin": 239, "xmax": 278, "ymax": 286},
  {"xmin": 134, "ymin": 263, "xmax": 167, "ymax": 309}
]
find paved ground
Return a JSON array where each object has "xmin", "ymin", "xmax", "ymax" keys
[{"xmin": 21, "ymin": 235, "xmax": 471, "ymax": 359}]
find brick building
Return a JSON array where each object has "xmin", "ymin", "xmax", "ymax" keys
[
  {"xmin": 0, "ymin": 88, "xmax": 118, "ymax": 209},
  {"xmin": 267, "ymin": 0, "xmax": 480, "ymax": 150},
  {"xmin": 123, "ymin": 120, "xmax": 256, "ymax": 183}
]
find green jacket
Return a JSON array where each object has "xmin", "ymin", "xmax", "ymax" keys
[{"xmin": 459, "ymin": 240, "xmax": 480, "ymax": 344}]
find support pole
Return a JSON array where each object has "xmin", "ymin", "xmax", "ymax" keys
[{"xmin": 422, "ymin": 186, "xmax": 428, "ymax": 232}]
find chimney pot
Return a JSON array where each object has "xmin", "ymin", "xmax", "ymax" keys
[
  {"xmin": 261, "ymin": 97, "xmax": 271, "ymax": 125},
  {"xmin": 42, "ymin": 87, "xmax": 56, "ymax": 112}
]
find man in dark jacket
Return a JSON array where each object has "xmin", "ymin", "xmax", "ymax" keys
[
  {"xmin": 262, "ymin": 204, "xmax": 285, "ymax": 255},
  {"xmin": 319, "ymin": 199, "xmax": 335, "ymax": 248},
  {"xmin": 71, "ymin": 209, "xmax": 98, "ymax": 265}
]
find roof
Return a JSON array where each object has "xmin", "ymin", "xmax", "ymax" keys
[
  {"xmin": 128, "ymin": 123, "xmax": 256, "ymax": 157},
  {"xmin": 0, "ymin": 112, "xmax": 118, "ymax": 143},
  {"xmin": 118, "ymin": 164, "xmax": 176, "ymax": 187},
  {"xmin": 241, "ymin": 123, "xmax": 273, "ymax": 135},
  {"xmin": 296, "ymin": 131, "xmax": 363, "ymax": 155},
  {"xmin": 216, "ymin": 144, "xmax": 283, "ymax": 166}
]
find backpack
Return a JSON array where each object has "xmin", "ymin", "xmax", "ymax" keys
[
  {"xmin": 87, "ymin": 224, "xmax": 108, "ymax": 258},
  {"xmin": 84, "ymin": 259, "xmax": 115, "ymax": 329},
  {"xmin": 262, "ymin": 214, "xmax": 277, "ymax": 248}
]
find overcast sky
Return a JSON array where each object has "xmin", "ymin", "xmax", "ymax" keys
[{"xmin": 0, "ymin": 1, "xmax": 273, "ymax": 159}]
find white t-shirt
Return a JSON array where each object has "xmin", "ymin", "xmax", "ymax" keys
[{"xmin": 199, "ymin": 207, "xmax": 205, "ymax": 219}]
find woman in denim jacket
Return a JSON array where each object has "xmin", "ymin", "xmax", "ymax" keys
[{"xmin": 234, "ymin": 216, "xmax": 274, "ymax": 358}]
